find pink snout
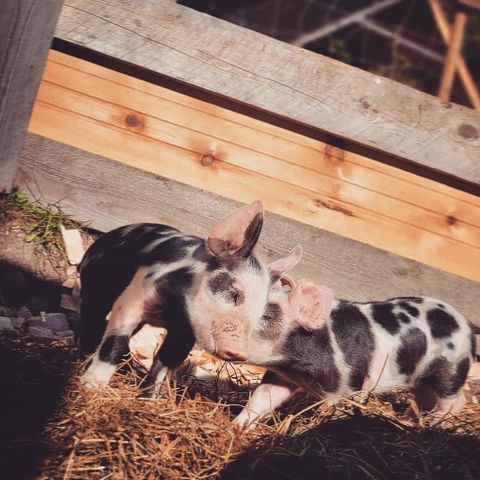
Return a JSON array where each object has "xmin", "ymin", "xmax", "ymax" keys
[
  {"xmin": 213, "ymin": 322, "xmax": 248, "ymax": 362},
  {"xmin": 216, "ymin": 346, "xmax": 248, "ymax": 362}
]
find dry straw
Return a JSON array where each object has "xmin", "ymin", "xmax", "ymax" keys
[{"xmin": 1, "ymin": 334, "xmax": 480, "ymax": 479}]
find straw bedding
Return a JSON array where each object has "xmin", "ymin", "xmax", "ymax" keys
[{"xmin": 1, "ymin": 333, "xmax": 479, "ymax": 480}]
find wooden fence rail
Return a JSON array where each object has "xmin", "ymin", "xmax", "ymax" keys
[{"xmin": 55, "ymin": 0, "xmax": 480, "ymax": 185}]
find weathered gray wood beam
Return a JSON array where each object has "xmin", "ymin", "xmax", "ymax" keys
[
  {"xmin": 0, "ymin": 0, "xmax": 63, "ymax": 192},
  {"xmin": 54, "ymin": 0, "xmax": 480, "ymax": 186},
  {"xmin": 16, "ymin": 133, "xmax": 480, "ymax": 326}
]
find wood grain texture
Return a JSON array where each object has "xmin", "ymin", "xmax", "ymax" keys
[
  {"xmin": 53, "ymin": 0, "xmax": 480, "ymax": 185},
  {"xmin": 16, "ymin": 133, "xmax": 480, "ymax": 327},
  {"xmin": 0, "ymin": 0, "xmax": 63, "ymax": 192},
  {"xmin": 29, "ymin": 51, "xmax": 480, "ymax": 281}
]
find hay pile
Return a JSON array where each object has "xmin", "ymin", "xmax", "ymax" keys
[{"xmin": 1, "ymin": 333, "xmax": 480, "ymax": 480}]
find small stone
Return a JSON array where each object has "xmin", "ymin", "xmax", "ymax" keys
[
  {"xmin": 60, "ymin": 293, "xmax": 79, "ymax": 312},
  {"xmin": 60, "ymin": 225, "xmax": 85, "ymax": 265},
  {"xmin": 44, "ymin": 313, "xmax": 69, "ymax": 331},
  {"xmin": 55, "ymin": 329, "xmax": 74, "ymax": 338},
  {"xmin": 62, "ymin": 277, "xmax": 77, "ymax": 289},
  {"xmin": 29, "ymin": 325, "xmax": 55, "ymax": 338},
  {"xmin": 0, "ymin": 306, "xmax": 15, "ymax": 317},
  {"xmin": 26, "ymin": 316, "xmax": 43, "ymax": 326},
  {"xmin": 12, "ymin": 317, "xmax": 26, "ymax": 329},
  {"xmin": 16, "ymin": 306, "xmax": 33, "ymax": 320},
  {"xmin": 0, "ymin": 317, "xmax": 14, "ymax": 331},
  {"xmin": 66, "ymin": 266, "xmax": 77, "ymax": 276}
]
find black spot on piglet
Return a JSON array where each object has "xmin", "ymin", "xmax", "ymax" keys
[
  {"xmin": 372, "ymin": 302, "xmax": 400, "ymax": 335},
  {"xmin": 396, "ymin": 328, "xmax": 427, "ymax": 375},
  {"xmin": 397, "ymin": 313, "xmax": 411, "ymax": 324},
  {"xmin": 99, "ymin": 335, "xmax": 130, "ymax": 364},
  {"xmin": 282, "ymin": 326, "xmax": 340, "ymax": 394},
  {"xmin": 208, "ymin": 271, "xmax": 233, "ymax": 294},
  {"xmin": 419, "ymin": 356, "xmax": 469, "ymax": 398},
  {"xmin": 398, "ymin": 301, "xmax": 419, "ymax": 317},
  {"xmin": 427, "ymin": 308, "xmax": 459, "ymax": 338},
  {"xmin": 331, "ymin": 304, "xmax": 375, "ymax": 390}
]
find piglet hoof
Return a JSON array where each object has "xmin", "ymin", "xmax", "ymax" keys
[
  {"xmin": 437, "ymin": 392, "xmax": 466, "ymax": 415},
  {"xmin": 232, "ymin": 414, "xmax": 257, "ymax": 431},
  {"xmin": 138, "ymin": 386, "xmax": 162, "ymax": 400},
  {"xmin": 81, "ymin": 371, "xmax": 108, "ymax": 390},
  {"xmin": 138, "ymin": 380, "xmax": 165, "ymax": 400}
]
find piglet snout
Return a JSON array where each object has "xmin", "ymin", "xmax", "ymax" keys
[{"xmin": 216, "ymin": 347, "xmax": 248, "ymax": 362}]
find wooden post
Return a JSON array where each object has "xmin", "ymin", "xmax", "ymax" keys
[
  {"xmin": 429, "ymin": 0, "xmax": 480, "ymax": 109},
  {"xmin": 0, "ymin": 0, "xmax": 63, "ymax": 192},
  {"xmin": 438, "ymin": 7, "xmax": 467, "ymax": 102}
]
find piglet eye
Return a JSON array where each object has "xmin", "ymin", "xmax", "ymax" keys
[{"xmin": 230, "ymin": 287, "xmax": 239, "ymax": 304}]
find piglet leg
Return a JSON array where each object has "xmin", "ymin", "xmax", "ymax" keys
[
  {"xmin": 139, "ymin": 326, "xmax": 195, "ymax": 398},
  {"xmin": 82, "ymin": 268, "xmax": 153, "ymax": 389},
  {"xmin": 140, "ymin": 297, "xmax": 195, "ymax": 398},
  {"xmin": 234, "ymin": 371, "xmax": 298, "ymax": 429}
]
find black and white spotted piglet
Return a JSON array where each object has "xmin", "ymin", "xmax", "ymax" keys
[
  {"xmin": 235, "ymin": 278, "xmax": 476, "ymax": 427},
  {"xmin": 78, "ymin": 201, "xmax": 302, "ymax": 395}
]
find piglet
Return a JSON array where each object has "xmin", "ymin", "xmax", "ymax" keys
[
  {"xmin": 235, "ymin": 278, "xmax": 476, "ymax": 427},
  {"xmin": 78, "ymin": 201, "xmax": 302, "ymax": 395}
]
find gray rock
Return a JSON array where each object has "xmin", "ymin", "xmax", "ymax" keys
[
  {"xmin": 29, "ymin": 325, "xmax": 55, "ymax": 338},
  {"xmin": 0, "ymin": 317, "xmax": 14, "ymax": 331},
  {"xmin": 26, "ymin": 317, "xmax": 45, "ymax": 328},
  {"xmin": 0, "ymin": 306, "xmax": 15, "ymax": 317},
  {"xmin": 44, "ymin": 313, "xmax": 69, "ymax": 331},
  {"xmin": 55, "ymin": 329, "xmax": 74, "ymax": 338},
  {"xmin": 16, "ymin": 306, "xmax": 33, "ymax": 320},
  {"xmin": 12, "ymin": 317, "xmax": 26, "ymax": 329}
]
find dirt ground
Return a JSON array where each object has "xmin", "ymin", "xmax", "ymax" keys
[{"xmin": 1, "ymin": 192, "xmax": 480, "ymax": 480}]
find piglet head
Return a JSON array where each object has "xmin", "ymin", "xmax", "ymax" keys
[
  {"xmin": 188, "ymin": 201, "xmax": 267, "ymax": 362},
  {"xmin": 188, "ymin": 202, "xmax": 304, "ymax": 362},
  {"xmin": 256, "ymin": 277, "xmax": 334, "ymax": 340}
]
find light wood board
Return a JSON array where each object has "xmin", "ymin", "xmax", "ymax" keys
[
  {"xmin": 16, "ymin": 133, "xmax": 480, "ymax": 327},
  {"xmin": 29, "ymin": 50, "xmax": 480, "ymax": 282},
  {"xmin": 54, "ymin": 0, "xmax": 480, "ymax": 185}
]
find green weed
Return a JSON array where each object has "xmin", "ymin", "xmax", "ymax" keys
[{"xmin": 4, "ymin": 189, "xmax": 85, "ymax": 248}]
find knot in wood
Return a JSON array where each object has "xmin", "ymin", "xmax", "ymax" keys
[
  {"xmin": 200, "ymin": 153, "xmax": 215, "ymax": 167},
  {"xmin": 360, "ymin": 98, "xmax": 370, "ymax": 109},
  {"xmin": 446, "ymin": 215, "xmax": 457, "ymax": 226},
  {"xmin": 125, "ymin": 113, "xmax": 143, "ymax": 129},
  {"xmin": 324, "ymin": 145, "xmax": 344, "ymax": 165},
  {"xmin": 458, "ymin": 124, "xmax": 478, "ymax": 140}
]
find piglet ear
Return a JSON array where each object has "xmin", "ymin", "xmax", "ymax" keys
[
  {"xmin": 207, "ymin": 201, "xmax": 264, "ymax": 257},
  {"xmin": 292, "ymin": 280, "xmax": 333, "ymax": 331},
  {"xmin": 268, "ymin": 245, "xmax": 303, "ymax": 278},
  {"xmin": 279, "ymin": 274, "xmax": 296, "ymax": 291}
]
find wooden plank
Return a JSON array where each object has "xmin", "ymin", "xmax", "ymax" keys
[
  {"xmin": 16, "ymin": 133, "xmax": 480, "ymax": 327},
  {"xmin": 54, "ymin": 0, "xmax": 480, "ymax": 185},
  {"xmin": 0, "ymin": 0, "xmax": 63, "ymax": 192},
  {"xmin": 28, "ymin": 51, "xmax": 480, "ymax": 282}
]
